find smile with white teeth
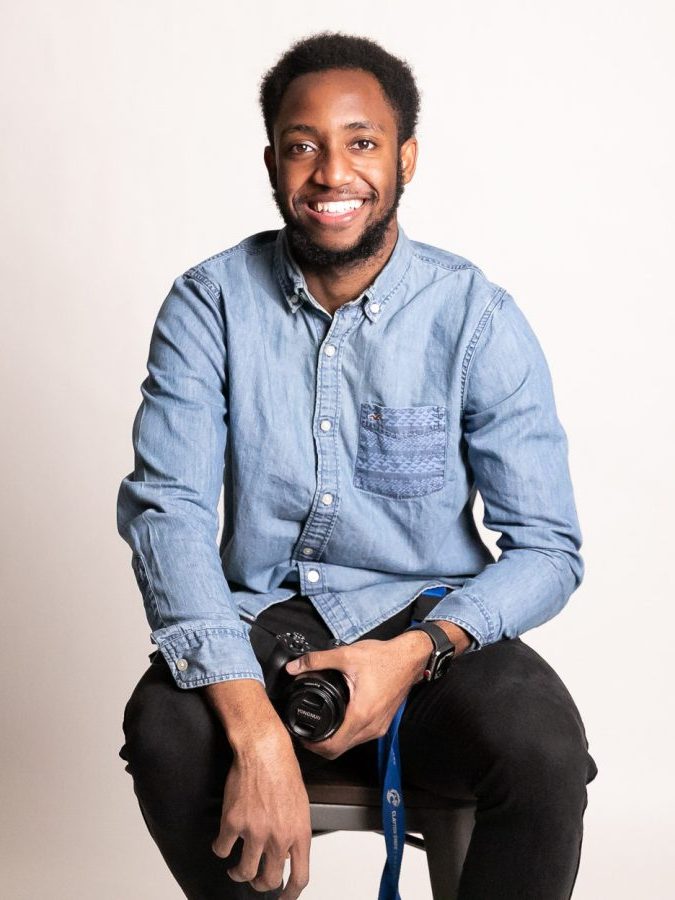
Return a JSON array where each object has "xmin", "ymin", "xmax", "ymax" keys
[{"xmin": 308, "ymin": 199, "xmax": 365, "ymax": 214}]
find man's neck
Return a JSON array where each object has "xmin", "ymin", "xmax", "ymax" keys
[{"xmin": 299, "ymin": 219, "xmax": 399, "ymax": 316}]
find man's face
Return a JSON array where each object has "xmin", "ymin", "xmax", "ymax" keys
[{"xmin": 264, "ymin": 68, "xmax": 417, "ymax": 268}]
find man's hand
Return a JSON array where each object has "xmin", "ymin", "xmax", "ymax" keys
[
  {"xmin": 211, "ymin": 726, "xmax": 312, "ymax": 898},
  {"xmin": 285, "ymin": 623, "xmax": 469, "ymax": 760},
  {"xmin": 285, "ymin": 637, "xmax": 422, "ymax": 760},
  {"xmin": 205, "ymin": 681, "xmax": 312, "ymax": 899}
]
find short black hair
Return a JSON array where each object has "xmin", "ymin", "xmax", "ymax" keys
[{"xmin": 259, "ymin": 32, "xmax": 421, "ymax": 149}]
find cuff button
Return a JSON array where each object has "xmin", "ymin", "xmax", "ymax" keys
[{"xmin": 176, "ymin": 658, "xmax": 189, "ymax": 671}]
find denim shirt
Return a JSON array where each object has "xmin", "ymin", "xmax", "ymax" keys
[{"xmin": 117, "ymin": 224, "xmax": 583, "ymax": 690}]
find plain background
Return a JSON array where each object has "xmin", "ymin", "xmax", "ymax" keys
[{"xmin": 2, "ymin": 1, "xmax": 673, "ymax": 897}]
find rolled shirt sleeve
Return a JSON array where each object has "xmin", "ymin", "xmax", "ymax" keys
[
  {"xmin": 116, "ymin": 270, "xmax": 264, "ymax": 689},
  {"xmin": 425, "ymin": 291, "xmax": 584, "ymax": 647}
]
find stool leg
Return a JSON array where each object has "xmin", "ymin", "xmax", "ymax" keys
[{"xmin": 421, "ymin": 809, "xmax": 475, "ymax": 900}]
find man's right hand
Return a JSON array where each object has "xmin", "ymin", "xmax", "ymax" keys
[{"xmin": 204, "ymin": 679, "xmax": 312, "ymax": 898}]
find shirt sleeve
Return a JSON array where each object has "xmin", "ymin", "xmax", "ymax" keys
[
  {"xmin": 425, "ymin": 290, "xmax": 584, "ymax": 647},
  {"xmin": 116, "ymin": 270, "xmax": 265, "ymax": 689}
]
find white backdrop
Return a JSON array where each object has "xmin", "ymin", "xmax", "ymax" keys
[{"xmin": 1, "ymin": 1, "xmax": 673, "ymax": 897}]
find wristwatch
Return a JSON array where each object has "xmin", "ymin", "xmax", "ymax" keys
[{"xmin": 406, "ymin": 621, "xmax": 456, "ymax": 682}]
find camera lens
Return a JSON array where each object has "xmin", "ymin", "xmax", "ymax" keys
[{"xmin": 282, "ymin": 671, "xmax": 349, "ymax": 742}]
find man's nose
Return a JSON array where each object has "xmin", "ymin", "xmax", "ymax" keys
[{"xmin": 312, "ymin": 146, "xmax": 355, "ymax": 187}]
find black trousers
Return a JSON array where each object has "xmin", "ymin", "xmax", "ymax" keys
[{"xmin": 119, "ymin": 596, "xmax": 598, "ymax": 899}]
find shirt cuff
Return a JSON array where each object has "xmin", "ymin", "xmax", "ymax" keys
[
  {"xmin": 151, "ymin": 620, "xmax": 265, "ymax": 689},
  {"xmin": 423, "ymin": 590, "xmax": 494, "ymax": 651}
]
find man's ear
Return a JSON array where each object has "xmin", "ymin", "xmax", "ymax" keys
[
  {"xmin": 263, "ymin": 145, "xmax": 277, "ymax": 190},
  {"xmin": 399, "ymin": 136, "xmax": 418, "ymax": 185}
]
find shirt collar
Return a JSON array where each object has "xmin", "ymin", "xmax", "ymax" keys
[{"xmin": 273, "ymin": 222, "xmax": 414, "ymax": 323}]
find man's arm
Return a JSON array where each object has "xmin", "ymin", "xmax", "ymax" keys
[
  {"xmin": 425, "ymin": 290, "xmax": 584, "ymax": 646},
  {"xmin": 117, "ymin": 271, "xmax": 312, "ymax": 897},
  {"xmin": 116, "ymin": 270, "xmax": 265, "ymax": 689}
]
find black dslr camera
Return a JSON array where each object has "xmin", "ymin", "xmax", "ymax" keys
[{"xmin": 251, "ymin": 626, "xmax": 350, "ymax": 742}]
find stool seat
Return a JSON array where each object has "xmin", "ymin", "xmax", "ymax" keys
[{"xmin": 305, "ymin": 760, "xmax": 476, "ymax": 900}]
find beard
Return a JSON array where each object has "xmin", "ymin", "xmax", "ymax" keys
[{"xmin": 272, "ymin": 160, "xmax": 405, "ymax": 269}]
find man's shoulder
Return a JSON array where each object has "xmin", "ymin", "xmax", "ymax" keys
[
  {"xmin": 409, "ymin": 235, "xmax": 480, "ymax": 274},
  {"xmin": 407, "ymin": 234, "xmax": 505, "ymax": 304},
  {"xmin": 179, "ymin": 229, "xmax": 280, "ymax": 292}
]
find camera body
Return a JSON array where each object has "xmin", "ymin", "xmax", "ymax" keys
[{"xmin": 255, "ymin": 628, "xmax": 349, "ymax": 742}]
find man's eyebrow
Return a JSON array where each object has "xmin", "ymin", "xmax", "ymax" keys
[
  {"xmin": 280, "ymin": 124, "xmax": 320, "ymax": 138},
  {"xmin": 280, "ymin": 120, "xmax": 386, "ymax": 138},
  {"xmin": 344, "ymin": 120, "xmax": 386, "ymax": 133}
]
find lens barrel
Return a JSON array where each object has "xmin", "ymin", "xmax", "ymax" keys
[{"xmin": 282, "ymin": 670, "xmax": 349, "ymax": 742}]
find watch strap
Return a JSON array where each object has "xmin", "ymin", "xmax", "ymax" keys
[{"xmin": 406, "ymin": 621, "xmax": 456, "ymax": 681}]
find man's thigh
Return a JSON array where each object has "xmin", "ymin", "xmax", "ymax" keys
[{"xmin": 398, "ymin": 637, "xmax": 598, "ymax": 800}]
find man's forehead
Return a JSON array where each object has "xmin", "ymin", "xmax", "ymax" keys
[{"xmin": 275, "ymin": 69, "xmax": 396, "ymax": 132}]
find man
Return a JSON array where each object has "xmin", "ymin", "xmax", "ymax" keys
[{"xmin": 117, "ymin": 32, "xmax": 597, "ymax": 900}]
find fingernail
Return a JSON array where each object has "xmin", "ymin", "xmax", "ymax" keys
[{"xmin": 286, "ymin": 660, "xmax": 299, "ymax": 674}]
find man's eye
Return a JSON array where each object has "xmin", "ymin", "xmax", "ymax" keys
[
  {"xmin": 290, "ymin": 143, "xmax": 315, "ymax": 154},
  {"xmin": 353, "ymin": 139, "xmax": 376, "ymax": 150}
]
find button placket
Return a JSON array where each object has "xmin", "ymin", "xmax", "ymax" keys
[{"xmin": 291, "ymin": 308, "xmax": 360, "ymax": 586}]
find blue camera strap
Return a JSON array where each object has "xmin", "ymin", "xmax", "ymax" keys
[
  {"xmin": 377, "ymin": 696, "xmax": 407, "ymax": 900},
  {"xmin": 376, "ymin": 585, "xmax": 449, "ymax": 899}
]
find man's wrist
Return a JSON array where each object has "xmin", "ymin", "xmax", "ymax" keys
[
  {"xmin": 392, "ymin": 621, "xmax": 473, "ymax": 685},
  {"xmin": 389, "ymin": 629, "xmax": 436, "ymax": 684},
  {"xmin": 428, "ymin": 620, "xmax": 472, "ymax": 656},
  {"xmin": 202, "ymin": 679, "xmax": 290, "ymax": 754}
]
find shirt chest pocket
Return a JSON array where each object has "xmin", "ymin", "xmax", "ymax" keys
[{"xmin": 353, "ymin": 402, "xmax": 447, "ymax": 500}]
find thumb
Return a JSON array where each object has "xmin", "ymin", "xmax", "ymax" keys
[{"xmin": 285, "ymin": 649, "xmax": 340, "ymax": 675}]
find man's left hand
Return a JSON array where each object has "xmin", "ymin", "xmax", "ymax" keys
[{"xmin": 284, "ymin": 629, "xmax": 456, "ymax": 760}]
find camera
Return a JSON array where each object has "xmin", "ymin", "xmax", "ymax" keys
[{"xmin": 252, "ymin": 627, "xmax": 350, "ymax": 742}]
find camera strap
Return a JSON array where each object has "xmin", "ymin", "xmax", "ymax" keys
[
  {"xmin": 377, "ymin": 695, "xmax": 408, "ymax": 900},
  {"xmin": 376, "ymin": 586, "xmax": 449, "ymax": 899}
]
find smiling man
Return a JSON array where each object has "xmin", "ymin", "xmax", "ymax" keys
[
  {"xmin": 265, "ymin": 65, "xmax": 413, "ymax": 312},
  {"xmin": 117, "ymin": 32, "xmax": 597, "ymax": 900}
]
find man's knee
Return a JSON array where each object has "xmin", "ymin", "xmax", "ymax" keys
[
  {"xmin": 405, "ymin": 639, "xmax": 598, "ymax": 808},
  {"xmin": 121, "ymin": 666, "xmax": 172, "ymax": 771},
  {"xmin": 477, "ymin": 698, "xmax": 598, "ymax": 813},
  {"xmin": 119, "ymin": 661, "xmax": 228, "ymax": 801}
]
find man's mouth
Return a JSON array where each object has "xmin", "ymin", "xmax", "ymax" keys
[
  {"xmin": 303, "ymin": 197, "xmax": 369, "ymax": 225},
  {"xmin": 307, "ymin": 198, "xmax": 366, "ymax": 215}
]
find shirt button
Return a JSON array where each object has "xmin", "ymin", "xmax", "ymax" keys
[
  {"xmin": 321, "ymin": 493, "xmax": 334, "ymax": 505},
  {"xmin": 176, "ymin": 658, "xmax": 189, "ymax": 671},
  {"xmin": 324, "ymin": 344, "xmax": 336, "ymax": 357},
  {"xmin": 302, "ymin": 546, "xmax": 315, "ymax": 556},
  {"xmin": 320, "ymin": 419, "xmax": 332, "ymax": 432},
  {"xmin": 307, "ymin": 569, "xmax": 320, "ymax": 583},
  {"xmin": 369, "ymin": 302, "xmax": 381, "ymax": 314}
]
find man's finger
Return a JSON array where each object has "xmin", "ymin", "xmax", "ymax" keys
[
  {"xmin": 279, "ymin": 841, "xmax": 310, "ymax": 900},
  {"xmin": 227, "ymin": 836, "xmax": 265, "ymax": 883},
  {"xmin": 301, "ymin": 730, "xmax": 351, "ymax": 759},
  {"xmin": 303, "ymin": 715, "xmax": 381, "ymax": 757},
  {"xmin": 211, "ymin": 828, "xmax": 238, "ymax": 859},
  {"xmin": 251, "ymin": 848, "xmax": 287, "ymax": 894},
  {"xmin": 285, "ymin": 648, "xmax": 344, "ymax": 675}
]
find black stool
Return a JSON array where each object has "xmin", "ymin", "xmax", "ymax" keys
[{"xmin": 306, "ymin": 761, "xmax": 476, "ymax": 899}]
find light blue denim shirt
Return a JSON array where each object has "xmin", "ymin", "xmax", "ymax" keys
[{"xmin": 117, "ymin": 224, "xmax": 583, "ymax": 689}]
